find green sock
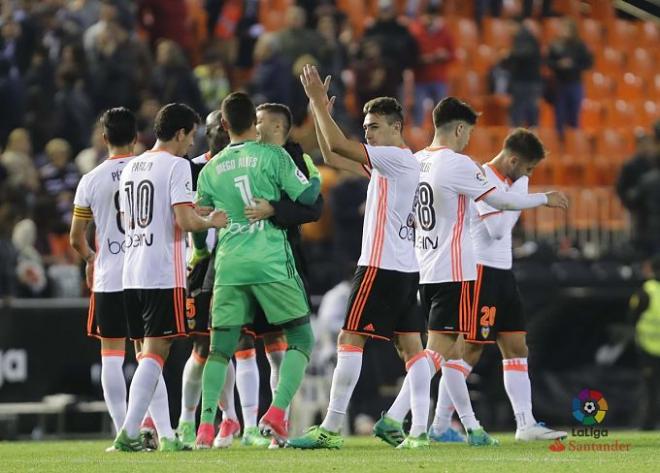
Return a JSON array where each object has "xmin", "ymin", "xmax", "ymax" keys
[
  {"xmin": 200, "ymin": 352, "xmax": 228, "ymax": 425},
  {"xmin": 272, "ymin": 321, "xmax": 314, "ymax": 410},
  {"xmin": 272, "ymin": 349, "xmax": 309, "ymax": 410}
]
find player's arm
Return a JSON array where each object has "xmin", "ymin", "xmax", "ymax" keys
[
  {"xmin": 628, "ymin": 288, "xmax": 650, "ymax": 326},
  {"xmin": 302, "ymin": 65, "xmax": 367, "ymax": 164},
  {"xmin": 70, "ymin": 209, "xmax": 95, "ymax": 289},
  {"xmin": 313, "ymin": 112, "xmax": 368, "ymax": 175}
]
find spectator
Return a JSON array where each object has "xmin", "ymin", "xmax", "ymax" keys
[
  {"xmin": 328, "ymin": 170, "xmax": 368, "ymax": 269},
  {"xmin": 0, "ymin": 58, "xmax": 24, "ymax": 148},
  {"xmin": 408, "ymin": 5, "xmax": 455, "ymax": 127},
  {"xmin": 351, "ymin": 39, "xmax": 399, "ymax": 113},
  {"xmin": 0, "ymin": 128, "xmax": 39, "ymax": 192},
  {"xmin": 628, "ymin": 145, "xmax": 660, "ymax": 257},
  {"xmin": 547, "ymin": 17, "xmax": 593, "ymax": 136},
  {"xmin": 628, "ymin": 255, "xmax": 660, "ymax": 430},
  {"xmin": 502, "ymin": 18, "xmax": 542, "ymax": 127},
  {"xmin": 274, "ymin": 5, "xmax": 324, "ymax": 69},
  {"xmin": 39, "ymin": 138, "xmax": 80, "ymax": 225},
  {"xmin": 193, "ymin": 53, "xmax": 230, "ymax": 111},
  {"xmin": 12, "ymin": 218, "xmax": 47, "ymax": 297},
  {"xmin": 150, "ymin": 39, "xmax": 206, "ymax": 114},
  {"xmin": 0, "ymin": 17, "xmax": 33, "ymax": 75},
  {"xmin": 82, "ymin": 0, "xmax": 120, "ymax": 55},
  {"xmin": 249, "ymin": 33, "xmax": 292, "ymax": 106},
  {"xmin": 53, "ymin": 65, "xmax": 94, "ymax": 154},
  {"xmin": 138, "ymin": 0, "xmax": 192, "ymax": 59},
  {"xmin": 75, "ymin": 122, "xmax": 106, "ymax": 174},
  {"xmin": 0, "ymin": 201, "xmax": 18, "ymax": 298},
  {"xmin": 617, "ymin": 133, "xmax": 657, "ymax": 255}
]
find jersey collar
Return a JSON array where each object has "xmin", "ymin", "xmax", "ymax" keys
[{"xmin": 486, "ymin": 163, "xmax": 512, "ymax": 185}]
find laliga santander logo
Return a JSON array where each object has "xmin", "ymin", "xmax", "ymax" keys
[{"xmin": 572, "ymin": 389, "xmax": 608, "ymax": 426}]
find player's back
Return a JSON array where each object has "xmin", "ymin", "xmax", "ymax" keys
[
  {"xmin": 196, "ymin": 140, "xmax": 311, "ymax": 285},
  {"xmin": 415, "ymin": 147, "xmax": 495, "ymax": 284},
  {"xmin": 120, "ymin": 150, "xmax": 194, "ymax": 289},
  {"xmin": 74, "ymin": 155, "xmax": 134, "ymax": 292}
]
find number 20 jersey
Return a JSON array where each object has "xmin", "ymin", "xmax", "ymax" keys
[
  {"xmin": 414, "ymin": 147, "xmax": 496, "ymax": 284},
  {"xmin": 119, "ymin": 150, "xmax": 194, "ymax": 289},
  {"xmin": 73, "ymin": 155, "xmax": 135, "ymax": 292}
]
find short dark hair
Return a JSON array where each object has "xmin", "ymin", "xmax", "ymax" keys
[
  {"xmin": 256, "ymin": 103, "xmax": 293, "ymax": 136},
  {"xmin": 363, "ymin": 97, "xmax": 404, "ymax": 128},
  {"xmin": 100, "ymin": 107, "xmax": 137, "ymax": 147},
  {"xmin": 504, "ymin": 128, "xmax": 546, "ymax": 162},
  {"xmin": 432, "ymin": 97, "xmax": 479, "ymax": 129},
  {"xmin": 221, "ymin": 92, "xmax": 256, "ymax": 135},
  {"xmin": 154, "ymin": 103, "xmax": 201, "ymax": 141}
]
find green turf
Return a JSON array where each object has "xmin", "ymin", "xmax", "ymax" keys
[{"xmin": 0, "ymin": 432, "xmax": 658, "ymax": 473}]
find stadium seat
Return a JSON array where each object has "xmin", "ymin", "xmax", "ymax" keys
[
  {"xmin": 448, "ymin": 18, "xmax": 479, "ymax": 53},
  {"xmin": 595, "ymin": 128, "xmax": 635, "ymax": 163},
  {"xmin": 580, "ymin": 99, "xmax": 603, "ymax": 133},
  {"xmin": 463, "ymin": 127, "xmax": 495, "ymax": 163},
  {"xmin": 488, "ymin": 126, "xmax": 511, "ymax": 149},
  {"xmin": 472, "ymin": 44, "xmax": 497, "ymax": 75},
  {"xmin": 539, "ymin": 101, "xmax": 555, "ymax": 129},
  {"xmin": 564, "ymin": 129, "xmax": 593, "ymax": 160},
  {"xmin": 638, "ymin": 100, "xmax": 660, "ymax": 129},
  {"xmin": 336, "ymin": 0, "xmax": 370, "ymax": 36},
  {"xmin": 536, "ymin": 128, "xmax": 562, "ymax": 159},
  {"xmin": 653, "ymin": 74, "xmax": 660, "ymax": 100},
  {"xmin": 578, "ymin": 18, "xmax": 603, "ymax": 52},
  {"xmin": 626, "ymin": 48, "xmax": 654, "ymax": 81},
  {"xmin": 585, "ymin": 72, "xmax": 615, "ymax": 100},
  {"xmin": 603, "ymin": 99, "xmax": 636, "ymax": 130},
  {"xmin": 595, "ymin": 47, "xmax": 624, "ymax": 77},
  {"xmin": 542, "ymin": 17, "xmax": 563, "ymax": 44},
  {"xmin": 450, "ymin": 47, "xmax": 470, "ymax": 77},
  {"xmin": 617, "ymin": 73, "xmax": 645, "ymax": 101},
  {"xmin": 640, "ymin": 21, "xmax": 659, "ymax": 49},
  {"xmin": 482, "ymin": 18, "xmax": 513, "ymax": 51},
  {"xmin": 606, "ymin": 19, "xmax": 638, "ymax": 51},
  {"xmin": 450, "ymin": 69, "xmax": 487, "ymax": 98},
  {"xmin": 478, "ymin": 96, "xmax": 510, "ymax": 127},
  {"xmin": 259, "ymin": 0, "xmax": 291, "ymax": 32}
]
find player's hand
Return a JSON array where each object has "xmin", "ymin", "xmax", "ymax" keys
[
  {"xmin": 84, "ymin": 251, "xmax": 95, "ymax": 290},
  {"xmin": 208, "ymin": 209, "xmax": 228, "ymax": 228},
  {"xmin": 188, "ymin": 247, "xmax": 210, "ymax": 272},
  {"xmin": 300, "ymin": 64, "xmax": 328, "ymax": 104},
  {"xmin": 245, "ymin": 198, "xmax": 275, "ymax": 223},
  {"xmin": 544, "ymin": 191, "xmax": 569, "ymax": 210},
  {"xmin": 196, "ymin": 205, "xmax": 213, "ymax": 217}
]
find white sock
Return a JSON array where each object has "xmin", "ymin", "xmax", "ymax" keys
[
  {"xmin": 235, "ymin": 349, "xmax": 259, "ymax": 428},
  {"xmin": 148, "ymin": 374, "xmax": 174, "ymax": 439},
  {"xmin": 220, "ymin": 359, "xmax": 238, "ymax": 420},
  {"xmin": 266, "ymin": 346, "xmax": 289, "ymax": 421},
  {"xmin": 101, "ymin": 352, "xmax": 127, "ymax": 433},
  {"xmin": 179, "ymin": 353, "xmax": 205, "ymax": 423},
  {"xmin": 123, "ymin": 356, "xmax": 162, "ymax": 438},
  {"xmin": 321, "ymin": 345, "xmax": 363, "ymax": 433},
  {"xmin": 386, "ymin": 376, "xmax": 410, "ymax": 423},
  {"xmin": 432, "ymin": 375, "xmax": 455, "ymax": 433},
  {"xmin": 406, "ymin": 352, "xmax": 433, "ymax": 437},
  {"xmin": 503, "ymin": 358, "xmax": 536, "ymax": 430},
  {"xmin": 442, "ymin": 359, "xmax": 480, "ymax": 431}
]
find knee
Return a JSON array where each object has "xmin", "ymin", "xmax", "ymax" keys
[
  {"xmin": 284, "ymin": 323, "xmax": 315, "ymax": 360},
  {"xmin": 337, "ymin": 330, "xmax": 366, "ymax": 349},
  {"xmin": 193, "ymin": 338, "xmax": 210, "ymax": 359},
  {"xmin": 236, "ymin": 332, "xmax": 256, "ymax": 351}
]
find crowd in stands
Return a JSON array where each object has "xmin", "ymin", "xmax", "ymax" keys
[{"xmin": 0, "ymin": 0, "xmax": 658, "ymax": 298}]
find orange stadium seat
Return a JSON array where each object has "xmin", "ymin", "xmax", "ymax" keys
[
  {"xmin": 450, "ymin": 69, "xmax": 487, "ymax": 98},
  {"xmin": 617, "ymin": 73, "xmax": 645, "ymax": 101},
  {"xmin": 627, "ymin": 48, "xmax": 655, "ymax": 81},
  {"xmin": 603, "ymin": 99, "xmax": 637, "ymax": 130},
  {"xmin": 259, "ymin": 0, "xmax": 291, "ymax": 32},
  {"xmin": 580, "ymin": 99, "xmax": 604, "ymax": 133},
  {"xmin": 585, "ymin": 72, "xmax": 615, "ymax": 100},
  {"xmin": 489, "ymin": 126, "xmax": 511, "ymax": 149},
  {"xmin": 448, "ymin": 18, "xmax": 479, "ymax": 52},
  {"xmin": 595, "ymin": 128, "xmax": 635, "ymax": 163},
  {"xmin": 450, "ymin": 47, "xmax": 470, "ymax": 77},
  {"xmin": 595, "ymin": 47, "xmax": 625, "ymax": 77},
  {"xmin": 464, "ymin": 127, "xmax": 495, "ymax": 163},
  {"xmin": 539, "ymin": 101, "xmax": 555, "ymax": 128},
  {"xmin": 640, "ymin": 21, "xmax": 659, "ymax": 48},
  {"xmin": 443, "ymin": 0, "xmax": 475, "ymax": 18},
  {"xmin": 578, "ymin": 18, "xmax": 603, "ymax": 52},
  {"xmin": 472, "ymin": 44, "xmax": 497, "ymax": 74},
  {"xmin": 584, "ymin": 0, "xmax": 615, "ymax": 23},
  {"xmin": 607, "ymin": 19, "xmax": 638, "ymax": 51},
  {"xmin": 482, "ymin": 18, "xmax": 513, "ymax": 51},
  {"xmin": 403, "ymin": 126, "xmax": 432, "ymax": 153},
  {"xmin": 336, "ymin": 0, "xmax": 370, "ymax": 36},
  {"xmin": 635, "ymin": 100, "xmax": 660, "ymax": 129},
  {"xmin": 653, "ymin": 74, "xmax": 660, "ymax": 100},
  {"xmin": 536, "ymin": 128, "xmax": 562, "ymax": 159},
  {"xmin": 542, "ymin": 17, "xmax": 563, "ymax": 44},
  {"xmin": 564, "ymin": 129, "xmax": 593, "ymax": 160}
]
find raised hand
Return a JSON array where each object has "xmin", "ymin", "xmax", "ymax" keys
[{"xmin": 544, "ymin": 191, "xmax": 569, "ymax": 210}]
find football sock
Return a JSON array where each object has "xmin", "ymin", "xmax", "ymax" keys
[
  {"xmin": 502, "ymin": 358, "xmax": 536, "ymax": 430},
  {"xmin": 235, "ymin": 349, "xmax": 259, "ymax": 428},
  {"xmin": 123, "ymin": 354, "xmax": 163, "ymax": 438},
  {"xmin": 321, "ymin": 344, "xmax": 363, "ymax": 433},
  {"xmin": 148, "ymin": 374, "xmax": 174, "ymax": 439},
  {"xmin": 200, "ymin": 327, "xmax": 241, "ymax": 425},
  {"xmin": 442, "ymin": 359, "xmax": 480, "ymax": 431},
  {"xmin": 432, "ymin": 375, "xmax": 455, "ymax": 433},
  {"xmin": 219, "ymin": 359, "xmax": 238, "ymax": 420},
  {"xmin": 406, "ymin": 351, "xmax": 433, "ymax": 437},
  {"xmin": 386, "ymin": 376, "xmax": 410, "ymax": 423},
  {"xmin": 100, "ymin": 351, "xmax": 126, "ymax": 433},
  {"xmin": 271, "ymin": 323, "xmax": 314, "ymax": 411},
  {"xmin": 179, "ymin": 352, "xmax": 205, "ymax": 423},
  {"xmin": 266, "ymin": 343, "xmax": 288, "ymax": 420}
]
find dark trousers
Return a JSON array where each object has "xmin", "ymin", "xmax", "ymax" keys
[
  {"xmin": 554, "ymin": 81, "xmax": 583, "ymax": 136},
  {"xmin": 639, "ymin": 348, "xmax": 660, "ymax": 430}
]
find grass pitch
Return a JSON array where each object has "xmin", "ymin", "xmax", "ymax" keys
[{"xmin": 1, "ymin": 432, "xmax": 658, "ymax": 473}]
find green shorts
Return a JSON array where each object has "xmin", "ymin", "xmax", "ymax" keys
[{"xmin": 211, "ymin": 276, "xmax": 310, "ymax": 328}]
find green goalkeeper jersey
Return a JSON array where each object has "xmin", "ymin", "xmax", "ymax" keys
[{"xmin": 196, "ymin": 140, "xmax": 315, "ymax": 285}]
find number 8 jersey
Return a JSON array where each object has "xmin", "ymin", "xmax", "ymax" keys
[
  {"xmin": 119, "ymin": 150, "xmax": 194, "ymax": 289},
  {"xmin": 73, "ymin": 154, "xmax": 135, "ymax": 292},
  {"xmin": 414, "ymin": 147, "xmax": 496, "ymax": 284}
]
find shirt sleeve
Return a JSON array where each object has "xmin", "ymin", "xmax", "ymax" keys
[
  {"xmin": 451, "ymin": 157, "xmax": 497, "ymax": 201},
  {"xmin": 276, "ymin": 147, "xmax": 312, "ymax": 202},
  {"xmin": 362, "ymin": 144, "xmax": 417, "ymax": 177},
  {"xmin": 73, "ymin": 174, "xmax": 93, "ymax": 219},
  {"xmin": 170, "ymin": 158, "xmax": 194, "ymax": 207}
]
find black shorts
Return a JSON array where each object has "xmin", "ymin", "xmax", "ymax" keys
[
  {"xmin": 186, "ymin": 255, "xmax": 213, "ymax": 336},
  {"xmin": 420, "ymin": 280, "xmax": 475, "ymax": 333},
  {"xmin": 87, "ymin": 291, "xmax": 144, "ymax": 340},
  {"xmin": 465, "ymin": 265, "xmax": 525, "ymax": 344},
  {"xmin": 124, "ymin": 288, "xmax": 187, "ymax": 338},
  {"xmin": 242, "ymin": 306, "xmax": 284, "ymax": 339},
  {"xmin": 341, "ymin": 266, "xmax": 423, "ymax": 341}
]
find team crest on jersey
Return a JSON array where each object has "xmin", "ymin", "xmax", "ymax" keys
[
  {"xmin": 481, "ymin": 326, "xmax": 490, "ymax": 339},
  {"xmin": 295, "ymin": 168, "xmax": 309, "ymax": 184},
  {"xmin": 185, "ymin": 180, "xmax": 192, "ymax": 192},
  {"xmin": 476, "ymin": 172, "xmax": 487, "ymax": 184}
]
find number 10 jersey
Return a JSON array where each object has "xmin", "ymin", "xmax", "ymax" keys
[
  {"xmin": 119, "ymin": 150, "xmax": 194, "ymax": 289},
  {"xmin": 73, "ymin": 154, "xmax": 135, "ymax": 292}
]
